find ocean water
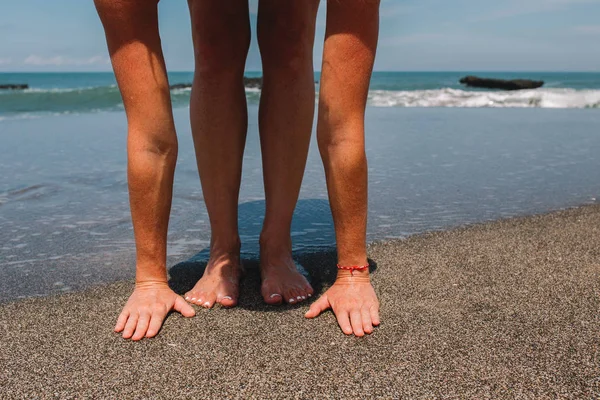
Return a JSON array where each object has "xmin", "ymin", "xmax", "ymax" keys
[
  {"xmin": 0, "ymin": 71, "xmax": 599, "ymax": 120},
  {"xmin": 1, "ymin": 105, "xmax": 600, "ymax": 301},
  {"xmin": 1, "ymin": 72, "xmax": 600, "ymax": 301}
]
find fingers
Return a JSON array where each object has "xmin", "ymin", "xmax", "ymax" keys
[
  {"xmin": 174, "ymin": 296, "xmax": 196, "ymax": 318},
  {"xmin": 350, "ymin": 310, "xmax": 365, "ymax": 337},
  {"xmin": 336, "ymin": 311, "xmax": 353, "ymax": 335},
  {"xmin": 115, "ymin": 310, "xmax": 129, "ymax": 332},
  {"xmin": 122, "ymin": 312, "xmax": 139, "ymax": 339},
  {"xmin": 304, "ymin": 295, "xmax": 330, "ymax": 319},
  {"xmin": 146, "ymin": 311, "xmax": 166, "ymax": 338},
  {"xmin": 361, "ymin": 307, "xmax": 373, "ymax": 334},
  {"xmin": 131, "ymin": 312, "xmax": 150, "ymax": 341},
  {"xmin": 370, "ymin": 304, "xmax": 380, "ymax": 326}
]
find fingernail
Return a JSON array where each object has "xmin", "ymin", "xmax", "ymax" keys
[
  {"xmin": 222, "ymin": 296, "xmax": 233, "ymax": 300},
  {"xmin": 270, "ymin": 294, "xmax": 281, "ymax": 299}
]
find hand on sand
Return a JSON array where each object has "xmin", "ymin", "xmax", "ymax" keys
[
  {"xmin": 304, "ymin": 270, "xmax": 380, "ymax": 337},
  {"xmin": 115, "ymin": 281, "xmax": 195, "ymax": 340}
]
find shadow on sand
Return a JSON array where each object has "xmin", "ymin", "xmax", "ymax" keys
[{"xmin": 168, "ymin": 199, "xmax": 377, "ymax": 311}]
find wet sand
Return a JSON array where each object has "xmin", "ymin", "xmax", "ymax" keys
[{"xmin": 2, "ymin": 205, "xmax": 600, "ymax": 398}]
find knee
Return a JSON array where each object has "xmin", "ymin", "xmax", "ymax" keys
[
  {"xmin": 128, "ymin": 123, "xmax": 178, "ymax": 158},
  {"xmin": 317, "ymin": 134, "xmax": 366, "ymax": 170},
  {"xmin": 258, "ymin": 19, "xmax": 313, "ymax": 73},
  {"xmin": 317, "ymin": 116, "xmax": 365, "ymax": 155}
]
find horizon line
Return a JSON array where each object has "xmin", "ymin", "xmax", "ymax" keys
[{"xmin": 1, "ymin": 69, "xmax": 600, "ymax": 74}]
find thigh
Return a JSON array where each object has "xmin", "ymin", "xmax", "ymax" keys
[
  {"xmin": 257, "ymin": 0, "xmax": 320, "ymax": 59},
  {"xmin": 187, "ymin": 0, "xmax": 251, "ymax": 66}
]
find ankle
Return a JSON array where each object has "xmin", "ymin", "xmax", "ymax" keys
[
  {"xmin": 259, "ymin": 233, "xmax": 292, "ymax": 254},
  {"xmin": 209, "ymin": 236, "xmax": 241, "ymax": 258}
]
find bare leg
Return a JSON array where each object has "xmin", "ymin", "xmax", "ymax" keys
[
  {"xmin": 257, "ymin": 0, "xmax": 320, "ymax": 305},
  {"xmin": 95, "ymin": 0, "xmax": 195, "ymax": 341},
  {"xmin": 184, "ymin": 0, "xmax": 251, "ymax": 308},
  {"xmin": 305, "ymin": 0, "xmax": 381, "ymax": 337}
]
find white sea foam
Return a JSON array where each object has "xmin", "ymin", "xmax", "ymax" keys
[
  {"xmin": 368, "ymin": 88, "xmax": 600, "ymax": 109},
  {"xmin": 18, "ymin": 85, "xmax": 117, "ymax": 94}
]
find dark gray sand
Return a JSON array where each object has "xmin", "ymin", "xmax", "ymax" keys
[{"xmin": 2, "ymin": 205, "xmax": 600, "ymax": 399}]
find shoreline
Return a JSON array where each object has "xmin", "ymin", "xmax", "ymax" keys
[
  {"xmin": 2, "ymin": 204, "xmax": 599, "ymax": 397},
  {"xmin": 2, "ymin": 203, "xmax": 598, "ymax": 305}
]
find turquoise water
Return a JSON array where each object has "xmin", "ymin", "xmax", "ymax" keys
[
  {"xmin": 1, "ymin": 107, "xmax": 600, "ymax": 300},
  {"xmin": 1, "ymin": 71, "xmax": 599, "ymax": 118}
]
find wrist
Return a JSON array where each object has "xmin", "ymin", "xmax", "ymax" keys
[
  {"xmin": 134, "ymin": 280, "xmax": 170, "ymax": 290},
  {"xmin": 135, "ymin": 270, "xmax": 168, "ymax": 286},
  {"xmin": 336, "ymin": 268, "xmax": 370, "ymax": 282},
  {"xmin": 135, "ymin": 259, "xmax": 168, "ymax": 284}
]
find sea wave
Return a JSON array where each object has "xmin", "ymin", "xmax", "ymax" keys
[
  {"xmin": 1, "ymin": 85, "xmax": 599, "ymax": 119},
  {"xmin": 0, "ymin": 84, "xmax": 264, "ymax": 117},
  {"xmin": 368, "ymin": 88, "xmax": 600, "ymax": 109}
]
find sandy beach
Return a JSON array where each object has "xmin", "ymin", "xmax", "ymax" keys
[
  {"xmin": 2, "ymin": 1, "xmax": 600, "ymax": 397},
  {"xmin": 2, "ymin": 205, "xmax": 599, "ymax": 398}
]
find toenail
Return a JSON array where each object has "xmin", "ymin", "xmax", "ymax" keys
[
  {"xmin": 301, "ymin": 296, "xmax": 306, "ymax": 300},
  {"xmin": 289, "ymin": 298, "xmax": 295, "ymax": 303},
  {"xmin": 204, "ymin": 302, "xmax": 210, "ymax": 307},
  {"xmin": 191, "ymin": 298, "xmax": 196, "ymax": 301},
  {"xmin": 270, "ymin": 294, "xmax": 281, "ymax": 299},
  {"xmin": 222, "ymin": 296, "xmax": 232, "ymax": 300},
  {"xmin": 297, "ymin": 296, "xmax": 302, "ymax": 301},
  {"xmin": 308, "ymin": 294, "xmax": 312, "ymax": 297}
]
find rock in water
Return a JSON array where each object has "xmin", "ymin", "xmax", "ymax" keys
[
  {"xmin": 243, "ymin": 77, "xmax": 263, "ymax": 89},
  {"xmin": 0, "ymin": 84, "xmax": 28, "ymax": 90},
  {"xmin": 169, "ymin": 77, "xmax": 265, "ymax": 91},
  {"xmin": 459, "ymin": 76, "xmax": 544, "ymax": 91},
  {"xmin": 169, "ymin": 83, "xmax": 191, "ymax": 90}
]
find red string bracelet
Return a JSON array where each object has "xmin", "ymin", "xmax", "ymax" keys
[{"xmin": 337, "ymin": 264, "xmax": 369, "ymax": 276}]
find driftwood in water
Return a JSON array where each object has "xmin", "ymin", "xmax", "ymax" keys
[{"xmin": 459, "ymin": 76, "xmax": 544, "ymax": 91}]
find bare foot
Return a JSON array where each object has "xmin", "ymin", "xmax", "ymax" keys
[
  {"xmin": 260, "ymin": 242, "xmax": 313, "ymax": 305},
  {"xmin": 184, "ymin": 251, "xmax": 243, "ymax": 308}
]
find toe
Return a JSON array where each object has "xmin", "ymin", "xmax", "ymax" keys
[
  {"xmin": 305, "ymin": 284, "xmax": 314, "ymax": 298},
  {"xmin": 185, "ymin": 291, "xmax": 201, "ymax": 305},
  {"xmin": 217, "ymin": 285, "xmax": 237, "ymax": 307},
  {"xmin": 262, "ymin": 282, "xmax": 284, "ymax": 305},
  {"xmin": 284, "ymin": 289, "xmax": 298, "ymax": 304},
  {"xmin": 295, "ymin": 288, "xmax": 307, "ymax": 303},
  {"xmin": 264, "ymin": 292, "xmax": 283, "ymax": 305},
  {"xmin": 202, "ymin": 292, "xmax": 217, "ymax": 308},
  {"xmin": 218, "ymin": 295, "xmax": 237, "ymax": 308}
]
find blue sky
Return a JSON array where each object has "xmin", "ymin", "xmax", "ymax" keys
[{"xmin": 0, "ymin": 0, "xmax": 599, "ymax": 72}]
